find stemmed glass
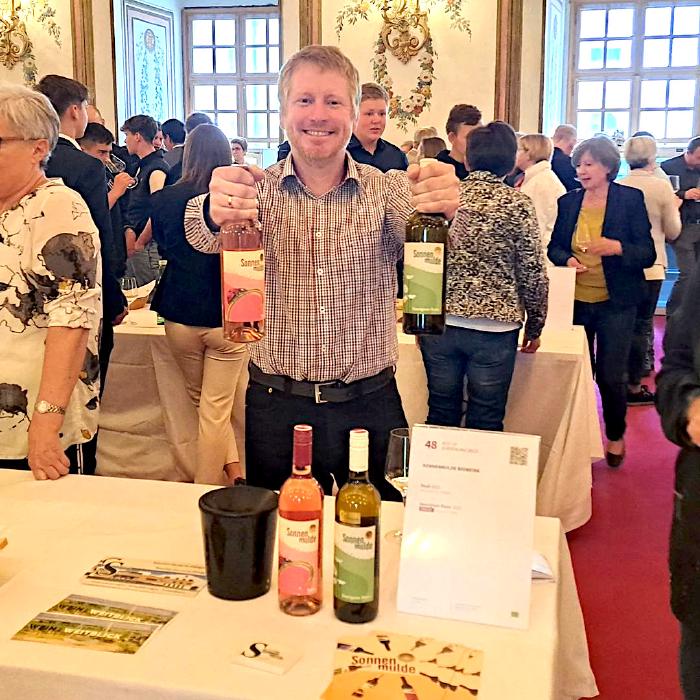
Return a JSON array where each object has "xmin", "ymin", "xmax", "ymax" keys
[
  {"xmin": 669, "ymin": 175, "xmax": 680, "ymax": 193},
  {"xmin": 120, "ymin": 276, "xmax": 137, "ymax": 294},
  {"xmin": 384, "ymin": 427, "xmax": 410, "ymax": 539}
]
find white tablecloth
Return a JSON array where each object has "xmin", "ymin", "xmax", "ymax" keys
[
  {"xmin": 99, "ymin": 316, "xmax": 602, "ymax": 530},
  {"xmin": 396, "ymin": 326, "xmax": 603, "ymax": 532},
  {"xmin": 0, "ymin": 472, "xmax": 597, "ymax": 699},
  {"xmin": 97, "ymin": 311, "xmax": 248, "ymax": 482}
]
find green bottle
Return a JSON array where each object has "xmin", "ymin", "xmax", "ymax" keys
[
  {"xmin": 402, "ymin": 158, "xmax": 449, "ymax": 335},
  {"xmin": 334, "ymin": 429, "xmax": 381, "ymax": 623}
]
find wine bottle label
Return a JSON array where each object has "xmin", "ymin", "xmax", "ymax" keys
[
  {"xmin": 222, "ymin": 249, "xmax": 265, "ymax": 322},
  {"xmin": 278, "ymin": 516, "xmax": 320, "ymax": 596},
  {"xmin": 403, "ymin": 242, "xmax": 444, "ymax": 314},
  {"xmin": 334, "ymin": 523, "xmax": 376, "ymax": 603}
]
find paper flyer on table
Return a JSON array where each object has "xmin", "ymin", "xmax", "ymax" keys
[
  {"xmin": 13, "ymin": 612, "xmax": 160, "ymax": 654},
  {"xmin": 47, "ymin": 594, "xmax": 177, "ymax": 626},
  {"xmin": 82, "ymin": 556, "xmax": 206, "ymax": 596},
  {"xmin": 397, "ymin": 424, "xmax": 538, "ymax": 629},
  {"xmin": 321, "ymin": 631, "xmax": 483, "ymax": 699}
]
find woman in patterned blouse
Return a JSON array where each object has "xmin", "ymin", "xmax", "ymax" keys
[
  {"xmin": 0, "ymin": 86, "xmax": 102, "ymax": 479},
  {"xmin": 420, "ymin": 121, "xmax": 549, "ymax": 432}
]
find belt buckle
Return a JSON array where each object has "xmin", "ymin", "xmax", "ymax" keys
[{"xmin": 314, "ymin": 381, "xmax": 335, "ymax": 404}]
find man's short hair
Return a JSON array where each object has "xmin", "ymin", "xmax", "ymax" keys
[
  {"xmin": 36, "ymin": 75, "xmax": 88, "ymax": 118},
  {"xmin": 161, "ymin": 118, "xmax": 185, "ymax": 144},
  {"xmin": 121, "ymin": 114, "xmax": 159, "ymax": 142},
  {"xmin": 279, "ymin": 45, "xmax": 361, "ymax": 118},
  {"xmin": 552, "ymin": 124, "xmax": 577, "ymax": 142},
  {"xmin": 230, "ymin": 137, "xmax": 248, "ymax": 152},
  {"xmin": 571, "ymin": 135, "xmax": 621, "ymax": 181},
  {"xmin": 687, "ymin": 136, "xmax": 700, "ymax": 154},
  {"xmin": 466, "ymin": 121, "xmax": 518, "ymax": 177},
  {"xmin": 413, "ymin": 126, "xmax": 438, "ymax": 147},
  {"xmin": 78, "ymin": 122, "xmax": 115, "ymax": 146},
  {"xmin": 185, "ymin": 112, "xmax": 212, "ymax": 134},
  {"xmin": 519, "ymin": 133, "xmax": 553, "ymax": 164},
  {"xmin": 361, "ymin": 82, "xmax": 389, "ymax": 103},
  {"xmin": 445, "ymin": 104, "xmax": 481, "ymax": 135}
]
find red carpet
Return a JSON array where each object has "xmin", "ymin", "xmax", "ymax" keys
[{"xmin": 567, "ymin": 318, "xmax": 682, "ymax": 699}]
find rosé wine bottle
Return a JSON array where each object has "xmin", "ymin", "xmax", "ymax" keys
[
  {"xmin": 220, "ymin": 217, "xmax": 265, "ymax": 343},
  {"xmin": 278, "ymin": 425, "xmax": 324, "ymax": 615}
]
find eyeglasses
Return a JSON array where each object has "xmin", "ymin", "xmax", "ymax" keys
[{"xmin": 0, "ymin": 137, "xmax": 29, "ymax": 148}]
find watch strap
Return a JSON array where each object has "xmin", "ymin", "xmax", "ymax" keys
[{"xmin": 35, "ymin": 400, "xmax": 66, "ymax": 416}]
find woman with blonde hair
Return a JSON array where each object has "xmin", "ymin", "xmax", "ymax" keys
[
  {"xmin": 516, "ymin": 134, "xmax": 566, "ymax": 249},
  {"xmin": 0, "ymin": 85, "xmax": 102, "ymax": 478},
  {"xmin": 620, "ymin": 135, "xmax": 681, "ymax": 404}
]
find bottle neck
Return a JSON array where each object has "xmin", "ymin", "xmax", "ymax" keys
[
  {"xmin": 348, "ymin": 466, "xmax": 369, "ymax": 482},
  {"xmin": 292, "ymin": 463, "xmax": 312, "ymax": 477}
]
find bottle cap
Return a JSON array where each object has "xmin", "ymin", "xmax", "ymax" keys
[
  {"xmin": 419, "ymin": 157, "xmax": 436, "ymax": 167},
  {"xmin": 349, "ymin": 429, "xmax": 369, "ymax": 472},
  {"xmin": 293, "ymin": 424, "xmax": 312, "ymax": 468}
]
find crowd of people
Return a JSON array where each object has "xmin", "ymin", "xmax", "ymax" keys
[{"xmin": 2, "ymin": 44, "xmax": 700, "ymax": 693}]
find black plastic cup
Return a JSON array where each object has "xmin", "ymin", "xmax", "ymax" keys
[{"xmin": 199, "ymin": 486, "xmax": 278, "ymax": 600}]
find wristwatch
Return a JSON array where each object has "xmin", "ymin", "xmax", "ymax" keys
[{"xmin": 34, "ymin": 400, "xmax": 66, "ymax": 416}]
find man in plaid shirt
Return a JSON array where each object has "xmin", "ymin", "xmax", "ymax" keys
[{"xmin": 187, "ymin": 45, "xmax": 459, "ymax": 497}]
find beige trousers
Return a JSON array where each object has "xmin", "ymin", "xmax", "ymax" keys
[{"xmin": 164, "ymin": 322, "xmax": 246, "ymax": 485}]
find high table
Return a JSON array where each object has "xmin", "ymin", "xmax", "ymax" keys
[
  {"xmin": 99, "ymin": 313, "xmax": 602, "ymax": 531},
  {"xmin": 0, "ymin": 472, "xmax": 597, "ymax": 699},
  {"xmin": 396, "ymin": 326, "xmax": 603, "ymax": 532}
]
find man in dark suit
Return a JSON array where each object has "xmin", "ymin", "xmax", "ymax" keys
[
  {"xmin": 162, "ymin": 118, "xmax": 185, "ymax": 169},
  {"xmin": 164, "ymin": 112, "xmax": 212, "ymax": 185},
  {"xmin": 36, "ymin": 76, "xmax": 127, "ymax": 387},
  {"xmin": 551, "ymin": 124, "xmax": 579, "ymax": 191}
]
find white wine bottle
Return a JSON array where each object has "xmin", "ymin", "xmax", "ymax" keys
[
  {"xmin": 334, "ymin": 429, "xmax": 380, "ymax": 623},
  {"xmin": 402, "ymin": 158, "xmax": 449, "ymax": 335}
]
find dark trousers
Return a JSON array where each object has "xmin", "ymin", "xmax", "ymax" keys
[
  {"xmin": 245, "ymin": 377, "xmax": 406, "ymax": 501},
  {"xmin": 667, "ymin": 226, "xmax": 700, "ymax": 317},
  {"xmin": 0, "ymin": 440, "xmax": 96, "ymax": 475},
  {"xmin": 574, "ymin": 300, "xmax": 636, "ymax": 441},
  {"xmin": 681, "ymin": 624, "xmax": 700, "ymax": 700},
  {"xmin": 419, "ymin": 326, "xmax": 519, "ymax": 431},
  {"xmin": 628, "ymin": 279, "xmax": 662, "ymax": 385}
]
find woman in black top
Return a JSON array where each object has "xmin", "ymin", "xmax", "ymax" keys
[{"xmin": 151, "ymin": 124, "xmax": 246, "ymax": 485}]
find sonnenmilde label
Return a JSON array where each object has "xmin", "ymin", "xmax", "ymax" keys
[{"xmin": 403, "ymin": 242, "xmax": 444, "ymax": 314}]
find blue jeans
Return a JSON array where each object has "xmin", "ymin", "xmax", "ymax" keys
[
  {"xmin": 419, "ymin": 326, "xmax": 519, "ymax": 431},
  {"xmin": 681, "ymin": 624, "xmax": 700, "ymax": 699}
]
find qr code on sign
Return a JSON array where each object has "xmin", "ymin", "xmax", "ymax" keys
[{"xmin": 510, "ymin": 447, "xmax": 528, "ymax": 466}]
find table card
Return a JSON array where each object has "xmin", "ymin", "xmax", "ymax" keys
[
  {"xmin": 544, "ymin": 266, "xmax": 576, "ymax": 330},
  {"xmin": 397, "ymin": 424, "xmax": 539, "ymax": 630}
]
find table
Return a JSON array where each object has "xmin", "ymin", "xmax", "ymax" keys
[
  {"xmin": 97, "ymin": 311, "xmax": 248, "ymax": 482},
  {"xmin": 99, "ymin": 315, "xmax": 602, "ymax": 531},
  {"xmin": 0, "ymin": 472, "xmax": 597, "ymax": 699},
  {"xmin": 396, "ymin": 326, "xmax": 603, "ymax": 532}
]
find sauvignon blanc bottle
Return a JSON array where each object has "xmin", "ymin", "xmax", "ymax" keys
[
  {"xmin": 402, "ymin": 158, "xmax": 449, "ymax": 335},
  {"xmin": 278, "ymin": 425, "xmax": 324, "ymax": 615},
  {"xmin": 334, "ymin": 429, "xmax": 380, "ymax": 623}
]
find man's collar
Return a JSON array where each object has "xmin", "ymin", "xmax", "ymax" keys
[
  {"xmin": 59, "ymin": 133, "xmax": 81, "ymax": 151},
  {"xmin": 280, "ymin": 153, "xmax": 361, "ymax": 192},
  {"xmin": 349, "ymin": 134, "xmax": 383, "ymax": 155}
]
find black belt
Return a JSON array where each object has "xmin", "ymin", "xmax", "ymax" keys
[{"xmin": 249, "ymin": 364, "xmax": 394, "ymax": 404}]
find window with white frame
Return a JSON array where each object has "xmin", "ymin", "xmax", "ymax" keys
[
  {"xmin": 184, "ymin": 8, "xmax": 281, "ymax": 152},
  {"xmin": 570, "ymin": 1, "xmax": 700, "ymax": 148}
]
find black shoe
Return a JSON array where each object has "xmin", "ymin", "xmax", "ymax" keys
[
  {"xmin": 606, "ymin": 448, "xmax": 625, "ymax": 468},
  {"xmin": 628, "ymin": 385, "xmax": 655, "ymax": 406}
]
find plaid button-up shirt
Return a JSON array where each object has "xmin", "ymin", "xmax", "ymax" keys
[{"xmin": 185, "ymin": 156, "xmax": 411, "ymax": 382}]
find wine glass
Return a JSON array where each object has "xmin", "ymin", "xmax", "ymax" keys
[
  {"xmin": 120, "ymin": 276, "xmax": 137, "ymax": 294},
  {"xmin": 669, "ymin": 175, "xmax": 680, "ymax": 193},
  {"xmin": 384, "ymin": 427, "xmax": 410, "ymax": 539}
]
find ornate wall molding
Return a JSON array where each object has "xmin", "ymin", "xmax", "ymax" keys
[
  {"xmin": 494, "ymin": 0, "xmax": 523, "ymax": 128},
  {"xmin": 71, "ymin": 0, "xmax": 95, "ymax": 97},
  {"xmin": 299, "ymin": 0, "xmax": 321, "ymax": 47}
]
